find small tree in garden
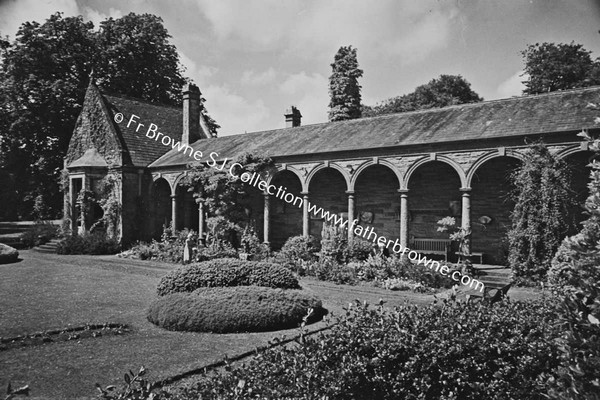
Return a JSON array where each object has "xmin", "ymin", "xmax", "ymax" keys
[
  {"xmin": 180, "ymin": 152, "xmax": 274, "ymax": 248},
  {"xmin": 508, "ymin": 143, "xmax": 576, "ymax": 284}
]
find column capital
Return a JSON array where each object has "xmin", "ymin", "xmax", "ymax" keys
[
  {"xmin": 301, "ymin": 191, "xmax": 310, "ymax": 197},
  {"xmin": 345, "ymin": 190, "xmax": 355, "ymax": 195},
  {"xmin": 397, "ymin": 188, "xmax": 409, "ymax": 194},
  {"xmin": 460, "ymin": 187, "xmax": 472, "ymax": 193},
  {"xmin": 170, "ymin": 194, "xmax": 177, "ymax": 199}
]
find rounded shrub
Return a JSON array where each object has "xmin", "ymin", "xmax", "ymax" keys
[
  {"xmin": 147, "ymin": 286, "xmax": 326, "ymax": 333},
  {"xmin": 157, "ymin": 258, "xmax": 300, "ymax": 296}
]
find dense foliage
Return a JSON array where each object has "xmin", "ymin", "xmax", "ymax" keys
[
  {"xmin": 328, "ymin": 45, "xmax": 363, "ymax": 121},
  {"xmin": 156, "ymin": 258, "xmax": 300, "ymax": 296},
  {"xmin": 164, "ymin": 297, "xmax": 559, "ymax": 399},
  {"xmin": 362, "ymin": 74, "xmax": 482, "ymax": 117},
  {"xmin": 56, "ymin": 232, "xmax": 120, "ymax": 255},
  {"xmin": 521, "ymin": 42, "xmax": 600, "ymax": 95},
  {"xmin": 0, "ymin": 12, "xmax": 218, "ymax": 219},
  {"xmin": 147, "ymin": 286, "xmax": 325, "ymax": 333},
  {"xmin": 507, "ymin": 143, "xmax": 576, "ymax": 284},
  {"xmin": 549, "ymin": 133, "xmax": 600, "ymax": 288}
]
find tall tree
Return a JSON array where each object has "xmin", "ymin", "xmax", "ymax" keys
[
  {"xmin": 0, "ymin": 12, "xmax": 218, "ymax": 220},
  {"xmin": 328, "ymin": 45, "xmax": 363, "ymax": 122},
  {"xmin": 521, "ymin": 42, "xmax": 600, "ymax": 95},
  {"xmin": 362, "ymin": 74, "xmax": 482, "ymax": 118}
]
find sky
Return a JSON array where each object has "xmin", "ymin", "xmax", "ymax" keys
[{"xmin": 1, "ymin": 0, "xmax": 600, "ymax": 137}]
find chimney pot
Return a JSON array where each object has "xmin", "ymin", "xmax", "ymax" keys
[
  {"xmin": 284, "ymin": 106, "xmax": 302, "ymax": 128},
  {"xmin": 183, "ymin": 84, "xmax": 202, "ymax": 145}
]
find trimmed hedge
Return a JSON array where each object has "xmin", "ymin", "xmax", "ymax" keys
[
  {"xmin": 147, "ymin": 286, "xmax": 326, "ymax": 333},
  {"xmin": 157, "ymin": 258, "xmax": 300, "ymax": 296}
]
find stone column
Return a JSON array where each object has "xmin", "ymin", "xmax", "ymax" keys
[
  {"xmin": 302, "ymin": 192, "xmax": 310, "ymax": 237},
  {"xmin": 398, "ymin": 189, "xmax": 409, "ymax": 248},
  {"xmin": 460, "ymin": 187, "xmax": 471, "ymax": 254},
  {"xmin": 263, "ymin": 193, "xmax": 270, "ymax": 245},
  {"xmin": 346, "ymin": 191, "xmax": 355, "ymax": 241},
  {"xmin": 171, "ymin": 194, "xmax": 177, "ymax": 232}
]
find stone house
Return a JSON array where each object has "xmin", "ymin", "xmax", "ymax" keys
[{"xmin": 64, "ymin": 81, "xmax": 600, "ymax": 263}]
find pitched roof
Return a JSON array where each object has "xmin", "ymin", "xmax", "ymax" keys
[
  {"xmin": 101, "ymin": 93, "xmax": 183, "ymax": 167},
  {"xmin": 149, "ymin": 86, "xmax": 600, "ymax": 169}
]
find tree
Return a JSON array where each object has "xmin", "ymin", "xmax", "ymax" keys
[
  {"xmin": 507, "ymin": 143, "xmax": 576, "ymax": 284},
  {"xmin": 0, "ymin": 12, "xmax": 218, "ymax": 219},
  {"xmin": 328, "ymin": 45, "xmax": 363, "ymax": 121},
  {"xmin": 521, "ymin": 42, "xmax": 600, "ymax": 95},
  {"xmin": 362, "ymin": 74, "xmax": 482, "ymax": 117}
]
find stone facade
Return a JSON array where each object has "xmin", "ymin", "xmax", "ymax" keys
[{"xmin": 64, "ymin": 82, "xmax": 600, "ymax": 263}]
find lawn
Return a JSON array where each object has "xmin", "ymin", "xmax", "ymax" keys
[{"xmin": 0, "ymin": 251, "xmax": 457, "ymax": 399}]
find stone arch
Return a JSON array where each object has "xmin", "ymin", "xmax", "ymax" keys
[
  {"xmin": 469, "ymin": 155, "xmax": 522, "ymax": 264},
  {"xmin": 466, "ymin": 150, "xmax": 524, "ymax": 187},
  {"xmin": 353, "ymin": 163, "xmax": 402, "ymax": 240},
  {"xmin": 306, "ymin": 163, "xmax": 350, "ymax": 192},
  {"xmin": 150, "ymin": 177, "xmax": 172, "ymax": 238},
  {"xmin": 307, "ymin": 166, "xmax": 348, "ymax": 241},
  {"xmin": 556, "ymin": 145, "xmax": 589, "ymax": 160},
  {"xmin": 266, "ymin": 165, "xmax": 306, "ymax": 192},
  {"xmin": 405, "ymin": 159, "xmax": 464, "ymax": 246},
  {"xmin": 172, "ymin": 172, "xmax": 188, "ymax": 195},
  {"xmin": 403, "ymin": 156, "xmax": 467, "ymax": 190},
  {"xmin": 270, "ymin": 169, "xmax": 305, "ymax": 248},
  {"xmin": 349, "ymin": 159, "xmax": 403, "ymax": 191}
]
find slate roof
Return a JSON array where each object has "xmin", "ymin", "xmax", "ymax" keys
[
  {"xmin": 148, "ymin": 86, "xmax": 600, "ymax": 169},
  {"xmin": 101, "ymin": 93, "xmax": 183, "ymax": 167}
]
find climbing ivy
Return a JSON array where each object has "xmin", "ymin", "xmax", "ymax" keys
[{"xmin": 507, "ymin": 143, "xmax": 576, "ymax": 284}]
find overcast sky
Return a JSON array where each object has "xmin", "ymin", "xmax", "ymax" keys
[{"xmin": 1, "ymin": 0, "xmax": 600, "ymax": 136}]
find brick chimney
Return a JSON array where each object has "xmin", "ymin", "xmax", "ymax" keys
[
  {"xmin": 284, "ymin": 106, "xmax": 302, "ymax": 128},
  {"xmin": 182, "ymin": 83, "xmax": 202, "ymax": 145}
]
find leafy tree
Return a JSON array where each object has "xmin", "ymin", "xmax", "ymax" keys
[
  {"xmin": 363, "ymin": 74, "xmax": 482, "ymax": 117},
  {"xmin": 0, "ymin": 12, "xmax": 218, "ymax": 219},
  {"xmin": 507, "ymin": 143, "xmax": 576, "ymax": 284},
  {"xmin": 521, "ymin": 42, "xmax": 600, "ymax": 95},
  {"xmin": 328, "ymin": 45, "xmax": 363, "ymax": 121}
]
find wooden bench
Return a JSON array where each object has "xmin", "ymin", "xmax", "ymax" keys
[
  {"xmin": 455, "ymin": 251, "xmax": 484, "ymax": 264},
  {"xmin": 410, "ymin": 238, "xmax": 451, "ymax": 261}
]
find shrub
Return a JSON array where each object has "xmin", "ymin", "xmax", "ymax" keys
[
  {"xmin": 508, "ymin": 143, "xmax": 576, "ymax": 284},
  {"xmin": 156, "ymin": 258, "xmax": 300, "ymax": 296},
  {"xmin": 177, "ymin": 297, "xmax": 560, "ymax": 399},
  {"xmin": 56, "ymin": 232, "xmax": 119, "ymax": 255},
  {"xmin": 543, "ymin": 281, "xmax": 600, "ymax": 399},
  {"xmin": 343, "ymin": 238, "xmax": 373, "ymax": 262},
  {"xmin": 147, "ymin": 286, "xmax": 326, "ymax": 333},
  {"xmin": 122, "ymin": 228, "xmax": 240, "ymax": 263},
  {"xmin": 274, "ymin": 235, "xmax": 319, "ymax": 273},
  {"xmin": 20, "ymin": 222, "xmax": 59, "ymax": 248},
  {"xmin": 239, "ymin": 225, "xmax": 270, "ymax": 261},
  {"xmin": 0, "ymin": 243, "xmax": 19, "ymax": 264}
]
